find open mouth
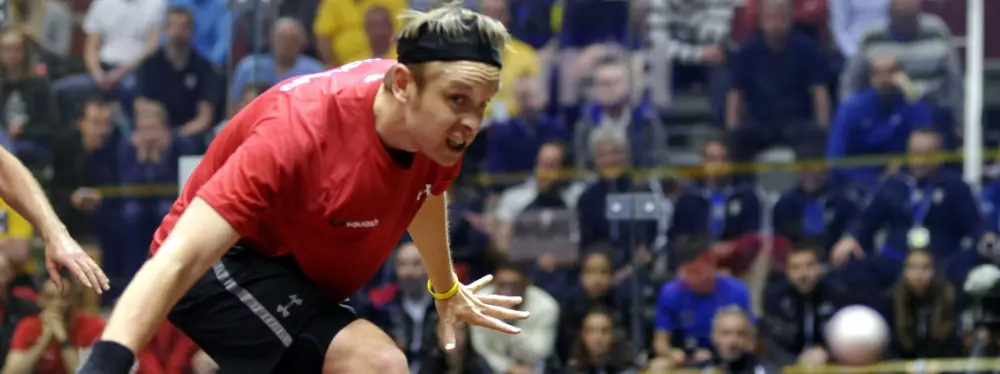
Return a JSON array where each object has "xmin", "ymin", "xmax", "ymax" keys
[{"xmin": 446, "ymin": 138, "xmax": 466, "ymax": 152}]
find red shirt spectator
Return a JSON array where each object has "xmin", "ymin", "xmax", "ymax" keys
[
  {"xmin": 136, "ymin": 322, "xmax": 199, "ymax": 374},
  {"xmin": 9, "ymin": 313, "xmax": 105, "ymax": 374}
]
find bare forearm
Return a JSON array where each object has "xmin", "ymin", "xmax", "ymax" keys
[
  {"xmin": 0, "ymin": 147, "xmax": 66, "ymax": 238},
  {"xmin": 59, "ymin": 346, "xmax": 79, "ymax": 373},
  {"xmin": 725, "ymin": 91, "xmax": 741, "ymax": 127},
  {"xmin": 408, "ymin": 193, "xmax": 457, "ymax": 291},
  {"xmin": 812, "ymin": 86, "xmax": 830, "ymax": 126},
  {"xmin": 4, "ymin": 335, "xmax": 54, "ymax": 374}
]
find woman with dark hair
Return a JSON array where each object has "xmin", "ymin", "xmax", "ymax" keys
[
  {"xmin": 419, "ymin": 320, "xmax": 494, "ymax": 374},
  {"xmin": 566, "ymin": 309, "xmax": 636, "ymax": 374},
  {"xmin": 883, "ymin": 249, "xmax": 963, "ymax": 359}
]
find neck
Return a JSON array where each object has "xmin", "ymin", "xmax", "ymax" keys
[
  {"xmin": 373, "ymin": 85, "xmax": 418, "ymax": 152},
  {"xmin": 704, "ymin": 177, "xmax": 723, "ymax": 189},
  {"xmin": 604, "ymin": 104, "xmax": 626, "ymax": 119},
  {"xmin": 82, "ymin": 136, "xmax": 103, "ymax": 151},
  {"xmin": 370, "ymin": 39, "xmax": 391, "ymax": 57},
  {"xmin": 765, "ymin": 36, "xmax": 787, "ymax": 51},
  {"xmin": 166, "ymin": 44, "xmax": 189, "ymax": 60},
  {"xmin": 275, "ymin": 55, "xmax": 296, "ymax": 72},
  {"xmin": 4, "ymin": 68, "xmax": 25, "ymax": 81},
  {"xmin": 402, "ymin": 291, "xmax": 429, "ymax": 303}
]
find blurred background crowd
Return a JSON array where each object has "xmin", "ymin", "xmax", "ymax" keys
[{"xmin": 0, "ymin": 0, "xmax": 999, "ymax": 373}]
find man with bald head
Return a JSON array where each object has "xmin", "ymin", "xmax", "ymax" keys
[
  {"xmin": 827, "ymin": 53, "xmax": 934, "ymax": 187},
  {"xmin": 228, "ymin": 17, "xmax": 324, "ymax": 115}
]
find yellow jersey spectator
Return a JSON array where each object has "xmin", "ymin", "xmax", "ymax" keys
[
  {"xmin": 0, "ymin": 198, "xmax": 34, "ymax": 267},
  {"xmin": 480, "ymin": 0, "xmax": 541, "ymax": 121},
  {"xmin": 313, "ymin": 0, "xmax": 405, "ymax": 67}
]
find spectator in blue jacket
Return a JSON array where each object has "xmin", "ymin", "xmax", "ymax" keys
[
  {"xmin": 669, "ymin": 140, "xmax": 761, "ymax": 245},
  {"xmin": 486, "ymin": 76, "xmax": 569, "ymax": 181},
  {"xmin": 827, "ymin": 54, "xmax": 934, "ymax": 188},
  {"xmin": 773, "ymin": 146, "xmax": 861, "ymax": 256},
  {"xmin": 832, "ymin": 129, "xmax": 986, "ymax": 295}
]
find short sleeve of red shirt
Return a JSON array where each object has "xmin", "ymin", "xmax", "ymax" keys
[
  {"xmin": 9, "ymin": 316, "xmax": 41, "ymax": 351},
  {"xmin": 197, "ymin": 98, "xmax": 320, "ymax": 237},
  {"xmin": 71, "ymin": 314, "xmax": 106, "ymax": 347},
  {"xmin": 430, "ymin": 160, "xmax": 462, "ymax": 195}
]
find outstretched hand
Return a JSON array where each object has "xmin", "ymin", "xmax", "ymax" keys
[
  {"xmin": 43, "ymin": 231, "xmax": 110, "ymax": 294},
  {"xmin": 435, "ymin": 274, "xmax": 529, "ymax": 350}
]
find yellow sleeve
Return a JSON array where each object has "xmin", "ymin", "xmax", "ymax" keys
[
  {"xmin": 0, "ymin": 200, "xmax": 32, "ymax": 240},
  {"xmin": 550, "ymin": 1, "xmax": 563, "ymax": 34},
  {"xmin": 313, "ymin": 0, "xmax": 339, "ymax": 37}
]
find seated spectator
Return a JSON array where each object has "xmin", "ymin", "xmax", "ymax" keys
[
  {"xmin": 0, "ymin": 254, "xmax": 39, "ymax": 370},
  {"xmin": 134, "ymin": 7, "xmax": 221, "ymax": 139},
  {"xmin": 505, "ymin": 0, "xmax": 558, "ymax": 51},
  {"xmin": 832, "ymin": 129, "xmax": 985, "ymax": 295},
  {"xmin": 364, "ymin": 242, "xmax": 437, "ymax": 372},
  {"xmin": 556, "ymin": 250, "xmax": 631, "ymax": 360},
  {"xmin": 0, "ymin": 29, "xmax": 59, "ymax": 169},
  {"xmin": 491, "ymin": 142, "xmax": 585, "ymax": 255},
  {"xmin": 828, "ymin": 0, "xmax": 890, "ymax": 59},
  {"xmin": 4, "ymin": 278, "xmax": 105, "ymax": 374},
  {"xmin": 417, "ymin": 320, "xmax": 491, "ymax": 374},
  {"xmin": 576, "ymin": 126, "xmax": 657, "ymax": 269},
  {"xmin": 726, "ymin": 0, "xmax": 829, "ymax": 162},
  {"xmin": 840, "ymin": 0, "xmax": 962, "ymax": 138},
  {"xmin": 229, "ymin": 18, "xmax": 323, "ymax": 116},
  {"xmin": 166, "ymin": 0, "xmax": 232, "ymax": 66},
  {"xmin": 6, "ymin": 0, "xmax": 73, "ymax": 58},
  {"xmin": 882, "ymin": 249, "xmax": 963, "ymax": 359},
  {"xmin": 773, "ymin": 146, "xmax": 861, "ymax": 255},
  {"xmin": 212, "ymin": 83, "xmax": 268, "ymax": 139},
  {"xmin": 470, "ymin": 263, "xmax": 559, "ymax": 373},
  {"xmin": 444, "ymin": 184, "xmax": 491, "ymax": 282},
  {"xmin": 565, "ymin": 308, "xmax": 635, "ymax": 374},
  {"xmin": 54, "ymin": 0, "xmax": 164, "ymax": 117},
  {"xmin": 647, "ymin": 0, "xmax": 734, "ymax": 92},
  {"xmin": 312, "ymin": 0, "xmax": 405, "ymax": 66},
  {"xmin": 362, "ymin": 6, "xmax": 397, "ymax": 61},
  {"xmin": 0, "ymin": 198, "xmax": 40, "ymax": 301},
  {"xmin": 112, "ymin": 101, "xmax": 200, "ymax": 299},
  {"xmin": 573, "ymin": 57, "xmax": 666, "ymax": 170},
  {"xmin": 732, "ymin": 0, "xmax": 829, "ymax": 43},
  {"xmin": 559, "ymin": 0, "xmax": 629, "ymax": 50},
  {"xmin": 486, "ymin": 76, "xmax": 569, "ymax": 178},
  {"xmin": 705, "ymin": 306, "xmax": 778, "ymax": 373},
  {"xmin": 478, "ymin": 0, "xmax": 541, "ymax": 123},
  {"xmin": 828, "ymin": 54, "xmax": 933, "ymax": 187},
  {"xmin": 652, "ymin": 251, "xmax": 753, "ymax": 368},
  {"xmin": 136, "ymin": 322, "xmax": 199, "ymax": 374},
  {"xmin": 760, "ymin": 244, "xmax": 851, "ymax": 367},
  {"xmin": 668, "ymin": 140, "xmax": 761, "ymax": 247},
  {"xmin": 50, "ymin": 97, "xmax": 118, "ymax": 243}
]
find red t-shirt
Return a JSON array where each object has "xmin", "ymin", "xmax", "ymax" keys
[
  {"xmin": 151, "ymin": 59, "xmax": 461, "ymax": 300},
  {"xmin": 10, "ymin": 313, "xmax": 106, "ymax": 374}
]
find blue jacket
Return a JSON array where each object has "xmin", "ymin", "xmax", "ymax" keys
[{"xmin": 772, "ymin": 181, "xmax": 862, "ymax": 253}]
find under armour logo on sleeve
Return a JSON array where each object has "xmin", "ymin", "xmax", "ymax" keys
[{"xmin": 416, "ymin": 184, "xmax": 433, "ymax": 201}]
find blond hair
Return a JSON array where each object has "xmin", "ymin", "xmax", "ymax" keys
[
  {"xmin": 712, "ymin": 305, "xmax": 755, "ymax": 334},
  {"xmin": 397, "ymin": 0, "xmax": 510, "ymax": 50}
]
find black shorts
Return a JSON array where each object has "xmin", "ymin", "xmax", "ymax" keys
[{"xmin": 168, "ymin": 246, "xmax": 357, "ymax": 374}]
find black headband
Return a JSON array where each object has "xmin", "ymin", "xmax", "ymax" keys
[{"xmin": 396, "ymin": 18, "xmax": 503, "ymax": 69}]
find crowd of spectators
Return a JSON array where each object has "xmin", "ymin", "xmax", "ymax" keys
[{"xmin": 0, "ymin": 0, "xmax": 998, "ymax": 373}]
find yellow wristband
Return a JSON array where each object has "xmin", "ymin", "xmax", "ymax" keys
[{"xmin": 427, "ymin": 278, "xmax": 460, "ymax": 300}]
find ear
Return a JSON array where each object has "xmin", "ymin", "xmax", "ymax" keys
[{"xmin": 390, "ymin": 64, "xmax": 413, "ymax": 104}]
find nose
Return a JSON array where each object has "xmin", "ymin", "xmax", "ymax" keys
[{"xmin": 459, "ymin": 116, "xmax": 482, "ymax": 137}]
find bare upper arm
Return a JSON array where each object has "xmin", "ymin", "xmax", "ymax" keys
[
  {"xmin": 2, "ymin": 352, "xmax": 32, "ymax": 374},
  {"xmin": 153, "ymin": 197, "xmax": 240, "ymax": 274}
]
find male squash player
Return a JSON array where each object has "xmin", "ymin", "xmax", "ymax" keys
[{"xmin": 79, "ymin": 3, "xmax": 529, "ymax": 374}]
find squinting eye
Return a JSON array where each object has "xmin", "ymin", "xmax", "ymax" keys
[{"xmin": 449, "ymin": 95, "xmax": 466, "ymax": 106}]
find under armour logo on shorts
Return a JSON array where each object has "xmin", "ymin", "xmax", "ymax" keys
[{"xmin": 276, "ymin": 294, "xmax": 303, "ymax": 318}]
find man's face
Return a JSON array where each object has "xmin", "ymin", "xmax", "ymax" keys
[
  {"xmin": 702, "ymin": 141, "xmax": 731, "ymax": 178},
  {"xmin": 399, "ymin": 62, "xmax": 499, "ymax": 166},
  {"xmin": 0, "ymin": 32, "xmax": 26, "ymax": 71},
  {"xmin": 494, "ymin": 269, "xmax": 526, "ymax": 298},
  {"xmin": 760, "ymin": 2, "xmax": 793, "ymax": 42},
  {"xmin": 166, "ymin": 12, "xmax": 193, "ymax": 45},
  {"xmin": 534, "ymin": 144, "xmax": 564, "ymax": 185},
  {"xmin": 514, "ymin": 77, "xmax": 547, "ymax": 115},
  {"xmin": 592, "ymin": 64, "xmax": 628, "ymax": 108},
  {"xmin": 797, "ymin": 166, "xmax": 828, "ymax": 193},
  {"xmin": 271, "ymin": 25, "xmax": 303, "ymax": 61},
  {"xmin": 712, "ymin": 314, "xmax": 752, "ymax": 362},
  {"xmin": 79, "ymin": 104, "xmax": 113, "ymax": 142},
  {"xmin": 364, "ymin": 7, "xmax": 394, "ymax": 42},
  {"xmin": 870, "ymin": 56, "xmax": 901, "ymax": 96},
  {"xmin": 580, "ymin": 253, "xmax": 612, "ymax": 298},
  {"xmin": 786, "ymin": 250, "xmax": 821, "ymax": 294},
  {"xmin": 593, "ymin": 139, "xmax": 627, "ymax": 178},
  {"xmin": 681, "ymin": 260, "xmax": 717, "ymax": 294},
  {"xmin": 479, "ymin": 0, "xmax": 510, "ymax": 25},
  {"xmin": 394, "ymin": 244, "xmax": 427, "ymax": 296},
  {"xmin": 891, "ymin": 0, "xmax": 922, "ymax": 27},
  {"xmin": 907, "ymin": 132, "xmax": 941, "ymax": 179}
]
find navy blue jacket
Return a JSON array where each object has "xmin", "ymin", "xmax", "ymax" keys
[
  {"xmin": 772, "ymin": 181, "xmax": 861, "ymax": 253},
  {"xmin": 669, "ymin": 182, "xmax": 761, "ymax": 242}
]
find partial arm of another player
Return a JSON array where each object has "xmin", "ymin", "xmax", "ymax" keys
[
  {"xmin": 0, "ymin": 146, "xmax": 108, "ymax": 292},
  {"xmin": 99, "ymin": 198, "xmax": 238, "ymax": 354}
]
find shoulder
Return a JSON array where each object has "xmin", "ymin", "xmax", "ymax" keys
[
  {"xmin": 499, "ymin": 181, "xmax": 537, "ymax": 206},
  {"xmin": 13, "ymin": 315, "xmax": 41, "ymax": 334},
  {"xmin": 790, "ymin": 33, "xmax": 822, "ymax": 50},
  {"xmin": 719, "ymin": 275, "xmax": 750, "ymax": 293},
  {"xmin": 526, "ymin": 285, "xmax": 559, "ymax": 311},
  {"xmin": 918, "ymin": 13, "xmax": 952, "ymax": 37},
  {"xmin": 842, "ymin": 90, "xmax": 877, "ymax": 109},
  {"xmin": 659, "ymin": 279, "xmax": 686, "ymax": 298}
]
